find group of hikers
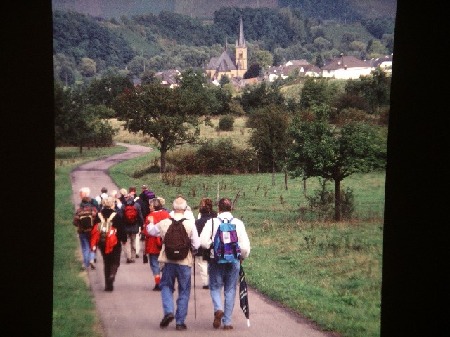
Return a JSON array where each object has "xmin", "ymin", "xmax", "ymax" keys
[{"xmin": 73, "ymin": 184, "xmax": 251, "ymax": 331}]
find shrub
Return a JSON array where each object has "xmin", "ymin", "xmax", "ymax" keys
[
  {"xmin": 166, "ymin": 138, "xmax": 258, "ymax": 174},
  {"xmin": 218, "ymin": 115, "xmax": 234, "ymax": 131}
]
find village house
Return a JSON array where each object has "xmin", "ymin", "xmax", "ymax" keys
[{"xmin": 321, "ymin": 55, "xmax": 373, "ymax": 79}]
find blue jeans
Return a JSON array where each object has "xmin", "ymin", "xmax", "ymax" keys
[
  {"xmin": 78, "ymin": 232, "xmax": 95, "ymax": 268},
  {"xmin": 160, "ymin": 263, "xmax": 192, "ymax": 325},
  {"xmin": 208, "ymin": 261, "xmax": 240, "ymax": 325},
  {"xmin": 148, "ymin": 254, "xmax": 160, "ymax": 276}
]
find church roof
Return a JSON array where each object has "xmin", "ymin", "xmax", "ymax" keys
[{"xmin": 206, "ymin": 50, "xmax": 237, "ymax": 72}]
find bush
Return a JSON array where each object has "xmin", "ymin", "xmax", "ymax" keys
[
  {"xmin": 166, "ymin": 139, "xmax": 258, "ymax": 174},
  {"xmin": 218, "ymin": 115, "xmax": 234, "ymax": 131}
]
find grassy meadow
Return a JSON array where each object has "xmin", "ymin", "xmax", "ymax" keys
[{"xmin": 55, "ymin": 116, "xmax": 385, "ymax": 337}]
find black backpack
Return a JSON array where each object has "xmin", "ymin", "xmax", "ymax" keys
[{"xmin": 164, "ymin": 218, "xmax": 190, "ymax": 260}]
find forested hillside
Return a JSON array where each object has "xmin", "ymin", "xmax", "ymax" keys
[
  {"xmin": 52, "ymin": 0, "xmax": 396, "ymax": 20},
  {"xmin": 53, "ymin": 4, "xmax": 395, "ymax": 85}
]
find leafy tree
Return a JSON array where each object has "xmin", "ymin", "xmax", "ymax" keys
[
  {"xmin": 244, "ymin": 64, "xmax": 262, "ymax": 79},
  {"xmin": 240, "ymin": 81, "xmax": 285, "ymax": 114},
  {"xmin": 287, "ymin": 104, "xmax": 386, "ymax": 220},
  {"xmin": 85, "ymin": 74, "xmax": 134, "ymax": 109},
  {"xmin": 344, "ymin": 69, "xmax": 391, "ymax": 113},
  {"xmin": 112, "ymin": 82, "xmax": 203, "ymax": 172},
  {"xmin": 300, "ymin": 77, "xmax": 340, "ymax": 110},
  {"xmin": 79, "ymin": 57, "xmax": 96, "ymax": 77},
  {"xmin": 248, "ymin": 104, "xmax": 292, "ymax": 185},
  {"xmin": 54, "ymin": 82, "xmax": 115, "ymax": 151},
  {"xmin": 53, "ymin": 53, "xmax": 78, "ymax": 86}
]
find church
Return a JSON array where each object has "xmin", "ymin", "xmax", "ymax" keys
[{"xmin": 205, "ymin": 17, "xmax": 248, "ymax": 81}]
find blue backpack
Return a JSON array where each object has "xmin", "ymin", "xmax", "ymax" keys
[{"xmin": 213, "ymin": 218, "xmax": 241, "ymax": 263}]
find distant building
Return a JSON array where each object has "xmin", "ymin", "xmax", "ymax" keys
[
  {"xmin": 205, "ymin": 17, "xmax": 248, "ymax": 81},
  {"xmin": 321, "ymin": 55, "xmax": 373, "ymax": 79}
]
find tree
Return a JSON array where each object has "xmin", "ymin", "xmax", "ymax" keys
[
  {"xmin": 248, "ymin": 104, "xmax": 292, "ymax": 185},
  {"xmin": 112, "ymin": 82, "xmax": 202, "ymax": 172},
  {"xmin": 287, "ymin": 104, "xmax": 386, "ymax": 220},
  {"xmin": 240, "ymin": 81, "xmax": 285, "ymax": 114},
  {"xmin": 85, "ymin": 74, "xmax": 134, "ymax": 109},
  {"xmin": 54, "ymin": 82, "xmax": 115, "ymax": 151}
]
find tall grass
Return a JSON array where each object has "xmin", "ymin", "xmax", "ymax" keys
[
  {"xmin": 53, "ymin": 146, "xmax": 126, "ymax": 337},
  {"xmin": 109, "ymin": 150, "xmax": 385, "ymax": 337}
]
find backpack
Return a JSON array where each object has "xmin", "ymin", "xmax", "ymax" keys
[
  {"xmin": 97, "ymin": 212, "xmax": 116, "ymax": 251},
  {"xmin": 212, "ymin": 218, "xmax": 241, "ymax": 263},
  {"xmin": 124, "ymin": 204, "xmax": 138, "ymax": 225},
  {"xmin": 78, "ymin": 205, "xmax": 96, "ymax": 232},
  {"xmin": 164, "ymin": 218, "xmax": 191, "ymax": 260}
]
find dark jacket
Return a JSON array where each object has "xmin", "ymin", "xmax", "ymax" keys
[
  {"xmin": 119, "ymin": 201, "xmax": 143, "ymax": 234},
  {"xmin": 195, "ymin": 211, "xmax": 217, "ymax": 256}
]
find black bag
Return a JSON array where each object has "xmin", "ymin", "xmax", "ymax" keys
[
  {"xmin": 164, "ymin": 218, "xmax": 190, "ymax": 260},
  {"xmin": 202, "ymin": 219, "xmax": 214, "ymax": 261}
]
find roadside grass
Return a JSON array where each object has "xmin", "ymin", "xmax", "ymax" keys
[
  {"xmin": 53, "ymin": 146, "xmax": 126, "ymax": 337},
  {"xmin": 109, "ymin": 150, "xmax": 385, "ymax": 337}
]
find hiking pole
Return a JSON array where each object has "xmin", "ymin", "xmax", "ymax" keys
[{"xmin": 193, "ymin": 254, "xmax": 197, "ymax": 319}]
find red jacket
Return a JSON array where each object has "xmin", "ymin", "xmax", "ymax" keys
[{"xmin": 143, "ymin": 209, "xmax": 170, "ymax": 254}]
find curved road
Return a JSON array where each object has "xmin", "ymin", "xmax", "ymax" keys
[{"xmin": 70, "ymin": 143, "xmax": 337, "ymax": 337}]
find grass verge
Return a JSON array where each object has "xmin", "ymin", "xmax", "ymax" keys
[{"xmin": 53, "ymin": 146, "xmax": 126, "ymax": 337}]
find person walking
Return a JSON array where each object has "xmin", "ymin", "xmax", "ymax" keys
[
  {"xmin": 195, "ymin": 197, "xmax": 217, "ymax": 289},
  {"xmin": 90, "ymin": 196, "xmax": 127, "ymax": 291},
  {"xmin": 142, "ymin": 198, "xmax": 170, "ymax": 291},
  {"xmin": 199, "ymin": 197, "xmax": 251, "ymax": 330},
  {"xmin": 146, "ymin": 196, "xmax": 200, "ymax": 330},
  {"xmin": 73, "ymin": 187, "xmax": 99, "ymax": 271},
  {"xmin": 120, "ymin": 194, "xmax": 143, "ymax": 263}
]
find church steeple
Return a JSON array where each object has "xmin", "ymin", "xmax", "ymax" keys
[
  {"xmin": 235, "ymin": 16, "xmax": 247, "ymax": 77},
  {"xmin": 237, "ymin": 16, "xmax": 246, "ymax": 47}
]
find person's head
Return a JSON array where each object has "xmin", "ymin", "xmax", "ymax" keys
[
  {"xmin": 157, "ymin": 196, "xmax": 165, "ymax": 207},
  {"xmin": 79, "ymin": 187, "xmax": 91, "ymax": 201},
  {"xmin": 149, "ymin": 198, "xmax": 163, "ymax": 212},
  {"xmin": 199, "ymin": 197, "xmax": 214, "ymax": 214},
  {"xmin": 110, "ymin": 189, "xmax": 118, "ymax": 198},
  {"xmin": 172, "ymin": 196, "xmax": 188, "ymax": 213},
  {"xmin": 218, "ymin": 198, "xmax": 232, "ymax": 213},
  {"xmin": 142, "ymin": 184, "xmax": 148, "ymax": 191},
  {"xmin": 102, "ymin": 196, "xmax": 115, "ymax": 209},
  {"xmin": 101, "ymin": 187, "xmax": 108, "ymax": 194},
  {"xmin": 128, "ymin": 186, "xmax": 136, "ymax": 195},
  {"xmin": 119, "ymin": 188, "xmax": 128, "ymax": 198}
]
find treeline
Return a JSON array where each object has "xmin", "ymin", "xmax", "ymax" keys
[{"xmin": 53, "ymin": 6, "xmax": 394, "ymax": 85}]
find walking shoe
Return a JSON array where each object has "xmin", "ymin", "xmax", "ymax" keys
[
  {"xmin": 153, "ymin": 284, "xmax": 161, "ymax": 291},
  {"xmin": 126, "ymin": 258, "xmax": 133, "ymax": 263},
  {"xmin": 213, "ymin": 310, "xmax": 224, "ymax": 329},
  {"xmin": 176, "ymin": 323, "xmax": 187, "ymax": 330},
  {"xmin": 104, "ymin": 285, "xmax": 113, "ymax": 292},
  {"xmin": 223, "ymin": 325, "xmax": 233, "ymax": 330},
  {"xmin": 136, "ymin": 254, "xmax": 139, "ymax": 258},
  {"xmin": 90, "ymin": 262, "xmax": 96, "ymax": 270},
  {"xmin": 160, "ymin": 313, "xmax": 174, "ymax": 328},
  {"xmin": 202, "ymin": 285, "xmax": 209, "ymax": 289}
]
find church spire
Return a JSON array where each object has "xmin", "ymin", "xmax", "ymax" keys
[{"xmin": 238, "ymin": 16, "xmax": 245, "ymax": 47}]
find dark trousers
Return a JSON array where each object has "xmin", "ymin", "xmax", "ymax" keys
[{"xmin": 101, "ymin": 244, "xmax": 122, "ymax": 290}]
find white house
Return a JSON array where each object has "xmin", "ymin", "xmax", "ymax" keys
[{"xmin": 321, "ymin": 55, "xmax": 373, "ymax": 79}]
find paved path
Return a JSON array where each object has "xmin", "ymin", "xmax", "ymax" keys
[{"xmin": 70, "ymin": 143, "xmax": 337, "ymax": 337}]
